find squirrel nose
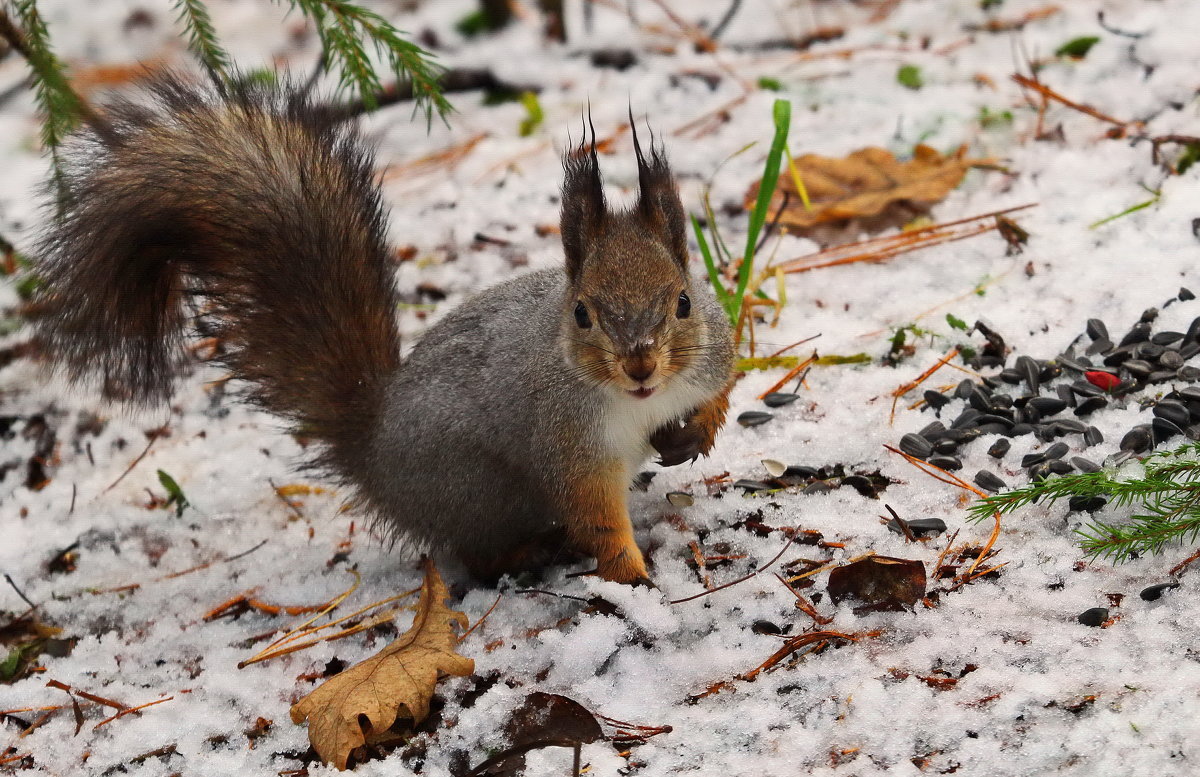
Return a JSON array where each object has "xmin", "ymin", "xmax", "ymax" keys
[{"xmin": 623, "ymin": 355, "xmax": 657, "ymax": 383}]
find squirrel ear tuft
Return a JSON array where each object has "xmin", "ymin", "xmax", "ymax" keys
[
  {"xmin": 560, "ymin": 114, "xmax": 607, "ymax": 285},
  {"xmin": 631, "ymin": 114, "xmax": 687, "ymax": 269}
]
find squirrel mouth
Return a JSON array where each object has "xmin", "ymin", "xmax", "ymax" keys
[{"xmin": 628, "ymin": 387, "xmax": 656, "ymax": 399}]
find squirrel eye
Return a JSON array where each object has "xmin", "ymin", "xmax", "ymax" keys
[
  {"xmin": 574, "ymin": 301, "xmax": 592, "ymax": 329},
  {"xmin": 676, "ymin": 291, "xmax": 692, "ymax": 319}
]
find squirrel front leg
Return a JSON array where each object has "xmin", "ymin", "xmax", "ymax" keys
[
  {"xmin": 650, "ymin": 379, "xmax": 734, "ymax": 466},
  {"xmin": 561, "ymin": 461, "xmax": 652, "ymax": 586}
]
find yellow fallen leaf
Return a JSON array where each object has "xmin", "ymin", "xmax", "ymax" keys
[
  {"xmin": 746, "ymin": 145, "xmax": 994, "ymax": 235},
  {"xmin": 289, "ymin": 559, "xmax": 474, "ymax": 770}
]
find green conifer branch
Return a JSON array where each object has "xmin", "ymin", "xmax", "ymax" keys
[
  {"xmin": 173, "ymin": 0, "xmax": 232, "ymax": 82},
  {"xmin": 969, "ymin": 442, "xmax": 1200, "ymax": 562},
  {"xmin": 286, "ymin": 0, "xmax": 450, "ymax": 120}
]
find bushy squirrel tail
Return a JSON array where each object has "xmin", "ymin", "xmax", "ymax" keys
[{"xmin": 36, "ymin": 74, "xmax": 400, "ymax": 482}]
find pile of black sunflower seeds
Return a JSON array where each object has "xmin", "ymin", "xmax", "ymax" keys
[{"xmin": 898, "ymin": 288, "xmax": 1200, "ymax": 508}]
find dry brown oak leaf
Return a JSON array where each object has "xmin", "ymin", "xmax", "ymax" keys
[
  {"xmin": 745, "ymin": 144, "xmax": 993, "ymax": 234},
  {"xmin": 289, "ymin": 559, "xmax": 474, "ymax": 770}
]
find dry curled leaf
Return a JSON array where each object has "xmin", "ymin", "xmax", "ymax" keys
[
  {"xmin": 746, "ymin": 145, "xmax": 993, "ymax": 235},
  {"xmin": 289, "ymin": 559, "xmax": 474, "ymax": 770},
  {"xmin": 827, "ymin": 555, "xmax": 926, "ymax": 614}
]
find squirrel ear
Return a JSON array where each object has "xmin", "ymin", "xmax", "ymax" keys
[
  {"xmin": 631, "ymin": 114, "xmax": 687, "ymax": 269},
  {"xmin": 560, "ymin": 117, "xmax": 607, "ymax": 285}
]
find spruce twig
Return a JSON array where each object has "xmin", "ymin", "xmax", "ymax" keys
[
  {"xmin": 286, "ymin": 0, "xmax": 451, "ymax": 121},
  {"xmin": 172, "ymin": 0, "xmax": 232, "ymax": 84},
  {"xmin": 969, "ymin": 442, "xmax": 1200, "ymax": 562}
]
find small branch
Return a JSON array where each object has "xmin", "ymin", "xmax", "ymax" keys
[
  {"xmin": 709, "ymin": 0, "xmax": 742, "ymax": 41},
  {"xmin": 103, "ymin": 432, "xmax": 162, "ymax": 493},
  {"xmin": 4, "ymin": 573, "xmax": 36, "ymax": 610},
  {"xmin": 1011, "ymin": 73, "xmax": 1130, "ymax": 129},
  {"xmin": 669, "ymin": 528, "xmax": 800, "ymax": 604},
  {"xmin": 325, "ymin": 68, "xmax": 541, "ymax": 121}
]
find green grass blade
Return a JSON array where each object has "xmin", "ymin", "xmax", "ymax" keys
[
  {"xmin": 692, "ymin": 214, "xmax": 730, "ymax": 314},
  {"xmin": 735, "ymin": 99, "xmax": 791, "ymax": 309}
]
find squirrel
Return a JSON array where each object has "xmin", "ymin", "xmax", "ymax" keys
[{"xmin": 33, "ymin": 75, "xmax": 735, "ymax": 586}]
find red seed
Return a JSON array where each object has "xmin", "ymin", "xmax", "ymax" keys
[{"xmin": 1085, "ymin": 371, "xmax": 1120, "ymax": 391}]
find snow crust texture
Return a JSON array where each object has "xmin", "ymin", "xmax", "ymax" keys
[{"xmin": 2, "ymin": 1, "xmax": 1200, "ymax": 775}]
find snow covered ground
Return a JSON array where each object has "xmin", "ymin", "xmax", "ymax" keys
[{"xmin": 3, "ymin": 0, "xmax": 1200, "ymax": 774}]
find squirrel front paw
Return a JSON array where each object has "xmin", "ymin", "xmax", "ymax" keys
[
  {"xmin": 595, "ymin": 550, "xmax": 654, "ymax": 587},
  {"xmin": 650, "ymin": 419, "xmax": 708, "ymax": 466}
]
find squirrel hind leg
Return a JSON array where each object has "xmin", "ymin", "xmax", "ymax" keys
[{"xmin": 457, "ymin": 525, "xmax": 578, "ymax": 583}]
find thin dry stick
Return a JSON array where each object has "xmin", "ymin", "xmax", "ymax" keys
[
  {"xmin": 94, "ymin": 696, "xmax": 172, "ymax": 728},
  {"xmin": 670, "ymin": 529, "xmax": 800, "ymax": 605},
  {"xmin": 45, "ymin": 680, "xmax": 127, "ymax": 711},
  {"xmin": 757, "ymin": 353, "xmax": 817, "ymax": 399},
  {"xmin": 1010, "ymin": 73, "xmax": 1129, "ymax": 128},
  {"xmin": 783, "ymin": 223, "xmax": 995, "ymax": 274},
  {"xmin": 103, "ymin": 433, "xmax": 161, "ymax": 493},
  {"xmin": 776, "ymin": 203, "xmax": 1035, "ymax": 273},
  {"xmin": 765, "ymin": 334, "xmax": 822, "ymax": 359},
  {"xmin": 890, "ymin": 348, "xmax": 960, "ymax": 424},
  {"xmin": 458, "ymin": 593, "xmax": 502, "ymax": 643},
  {"xmin": 883, "ymin": 446, "xmax": 1002, "ymax": 578},
  {"xmin": 883, "ymin": 444, "xmax": 988, "ymax": 498}
]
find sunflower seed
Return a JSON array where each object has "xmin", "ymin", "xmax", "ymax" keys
[
  {"xmin": 1069, "ymin": 494, "xmax": 1108, "ymax": 513},
  {"xmin": 1104, "ymin": 450, "xmax": 1132, "ymax": 467},
  {"xmin": 1086, "ymin": 319, "xmax": 1109, "ymax": 341},
  {"xmin": 1153, "ymin": 417, "xmax": 1185, "ymax": 444},
  {"xmin": 666, "ymin": 491, "xmax": 694, "ymax": 507},
  {"xmin": 1043, "ymin": 441, "xmax": 1069, "ymax": 459},
  {"xmin": 1039, "ymin": 363, "xmax": 1062, "ymax": 382},
  {"xmin": 1086, "ymin": 337, "xmax": 1114, "ymax": 356},
  {"xmin": 1154, "ymin": 400, "xmax": 1190, "ymax": 426},
  {"xmin": 999, "ymin": 369, "xmax": 1023, "ymax": 384},
  {"xmin": 1071, "ymin": 457, "xmax": 1101, "ymax": 473},
  {"xmin": 1186, "ymin": 316, "xmax": 1200, "ymax": 343},
  {"xmin": 1180, "ymin": 288, "xmax": 1196, "ymax": 301},
  {"xmin": 1141, "ymin": 307, "xmax": 1160, "ymax": 323},
  {"xmin": 899, "ymin": 433, "xmax": 933, "ymax": 459},
  {"xmin": 1120, "ymin": 322, "xmax": 1153, "ymax": 347},
  {"xmin": 928, "ymin": 455, "xmax": 963, "ymax": 471},
  {"xmin": 761, "ymin": 459, "xmax": 787, "ymax": 478},
  {"xmin": 1179, "ymin": 365, "xmax": 1200, "ymax": 381},
  {"xmin": 1077, "ymin": 607, "xmax": 1109, "ymax": 627},
  {"xmin": 1029, "ymin": 397, "xmax": 1068, "ymax": 416},
  {"xmin": 954, "ymin": 379, "xmax": 975, "ymax": 399},
  {"xmin": 1148, "ymin": 371, "xmax": 1177, "ymax": 384},
  {"xmin": 1084, "ymin": 426, "xmax": 1105, "ymax": 446},
  {"xmin": 1058, "ymin": 356, "xmax": 1092, "ymax": 372},
  {"xmin": 738, "ymin": 411, "xmax": 774, "ymax": 427},
  {"xmin": 1047, "ymin": 459, "xmax": 1074, "ymax": 475},
  {"xmin": 1120, "ymin": 425, "xmax": 1153, "ymax": 453},
  {"xmin": 919, "ymin": 421, "xmax": 947, "ymax": 439},
  {"xmin": 923, "ymin": 390, "xmax": 950, "ymax": 410},
  {"xmin": 1016, "ymin": 355, "xmax": 1041, "ymax": 393},
  {"xmin": 933, "ymin": 439, "xmax": 958, "ymax": 455},
  {"xmin": 974, "ymin": 470, "xmax": 1006, "ymax": 492},
  {"xmin": 1152, "ymin": 331, "xmax": 1184, "ymax": 346},
  {"xmin": 1180, "ymin": 387, "xmax": 1200, "ymax": 403},
  {"xmin": 968, "ymin": 387, "xmax": 994, "ymax": 412},
  {"xmin": 1007, "ymin": 423, "xmax": 1035, "ymax": 437},
  {"xmin": 952, "ymin": 409, "xmax": 982, "ymax": 429},
  {"xmin": 1053, "ymin": 419, "xmax": 1088, "ymax": 435},
  {"xmin": 784, "ymin": 465, "xmax": 819, "ymax": 479},
  {"xmin": 1056, "ymin": 384, "xmax": 1077, "ymax": 407},
  {"xmin": 1123, "ymin": 359, "xmax": 1154, "ymax": 378},
  {"xmin": 1136, "ymin": 342, "xmax": 1165, "ymax": 360},
  {"xmin": 1021, "ymin": 451, "xmax": 1047, "ymax": 467},
  {"xmin": 1071, "ymin": 380, "xmax": 1104, "ymax": 398},
  {"xmin": 763, "ymin": 392, "xmax": 800, "ymax": 408},
  {"xmin": 734, "ymin": 479, "xmax": 772, "ymax": 492},
  {"xmin": 1140, "ymin": 582, "xmax": 1180, "ymax": 601},
  {"xmin": 1103, "ymin": 345, "xmax": 1136, "ymax": 366},
  {"xmin": 907, "ymin": 518, "xmax": 947, "ymax": 535},
  {"xmin": 988, "ymin": 439, "xmax": 1011, "ymax": 458},
  {"xmin": 802, "ymin": 481, "xmax": 832, "ymax": 495},
  {"xmin": 1160, "ymin": 350, "xmax": 1184, "ymax": 369}
]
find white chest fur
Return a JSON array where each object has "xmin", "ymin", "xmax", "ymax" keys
[{"xmin": 602, "ymin": 378, "xmax": 715, "ymax": 472}]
